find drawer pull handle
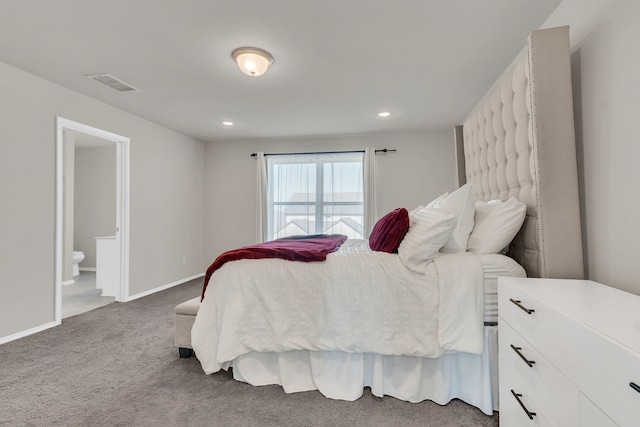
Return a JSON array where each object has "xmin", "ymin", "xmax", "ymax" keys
[
  {"xmin": 511, "ymin": 389, "xmax": 537, "ymax": 420},
  {"xmin": 631, "ymin": 382, "xmax": 640, "ymax": 394},
  {"xmin": 510, "ymin": 345, "xmax": 536, "ymax": 367},
  {"xmin": 510, "ymin": 299, "xmax": 535, "ymax": 314}
]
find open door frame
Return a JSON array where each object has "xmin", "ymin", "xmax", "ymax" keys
[{"xmin": 54, "ymin": 117, "xmax": 130, "ymax": 325}]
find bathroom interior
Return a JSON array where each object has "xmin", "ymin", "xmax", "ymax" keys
[{"xmin": 62, "ymin": 130, "xmax": 117, "ymax": 318}]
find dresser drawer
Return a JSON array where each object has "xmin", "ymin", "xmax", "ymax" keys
[
  {"xmin": 499, "ymin": 321, "xmax": 579, "ymax": 426},
  {"xmin": 573, "ymin": 324, "xmax": 640, "ymax": 426},
  {"xmin": 499, "ymin": 286, "xmax": 566, "ymax": 354},
  {"xmin": 579, "ymin": 393, "xmax": 617, "ymax": 427},
  {"xmin": 498, "ymin": 285, "xmax": 539, "ymax": 342},
  {"xmin": 499, "ymin": 282, "xmax": 585, "ymax": 383},
  {"xmin": 499, "ymin": 365, "xmax": 554, "ymax": 426}
]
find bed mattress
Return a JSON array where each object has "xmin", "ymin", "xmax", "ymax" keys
[{"xmin": 478, "ymin": 254, "xmax": 526, "ymax": 324}]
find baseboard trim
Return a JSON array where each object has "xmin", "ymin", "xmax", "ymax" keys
[
  {"xmin": 79, "ymin": 267, "xmax": 97, "ymax": 272},
  {"xmin": 62, "ymin": 279, "xmax": 75, "ymax": 286},
  {"xmin": 1, "ymin": 274, "xmax": 203, "ymax": 345},
  {"xmin": 126, "ymin": 273, "xmax": 204, "ymax": 302},
  {"xmin": 0, "ymin": 321, "xmax": 58, "ymax": 345}
]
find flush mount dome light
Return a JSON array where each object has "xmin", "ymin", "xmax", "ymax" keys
[{"xmin": 232, "ymin": 47, "xmax": 274, "ymax": 77}]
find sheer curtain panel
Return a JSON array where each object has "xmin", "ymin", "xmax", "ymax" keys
[
  {"xmin": 363, "ymin": 147, "xmax": 377, "ymax": 238},
  {"xmin": 256, "ymin": 152, "xmax": 268, "ymax": 242}
]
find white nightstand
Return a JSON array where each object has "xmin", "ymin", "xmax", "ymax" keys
[{"xmin": 498, "ymin": 277, "xmax": 640, "ymax": 426}]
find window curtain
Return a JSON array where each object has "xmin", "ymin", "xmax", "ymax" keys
[
  {"xmin": 256, "ymin": 152, "xmax": 268, "ymax": 243},
  {"xmin": 363, "ymin": 147, "xmax": 377, "ymax": 238},
  {"xmin": 266, "ymin": 153, "xmax": 317, "ymax": 240}
]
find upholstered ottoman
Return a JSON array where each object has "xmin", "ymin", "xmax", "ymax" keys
[{"xmin": 174, "ymin": 296, "xmax": 201, "ymax": 358}]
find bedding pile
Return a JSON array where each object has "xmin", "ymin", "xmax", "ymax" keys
[
  {"xmin": 200, "ymin": 234, "xmax": 347, "ymax": 299},
  {"xmin": 191, "ymin": 239, "xmax": 485, "ymax": 374}
]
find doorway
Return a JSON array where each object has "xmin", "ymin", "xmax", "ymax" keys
[{"xmin": 54, "ymin": 118, "xmax": 130, "ymax": 325}]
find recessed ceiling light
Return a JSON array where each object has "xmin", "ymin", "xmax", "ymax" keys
[
  {"xmin": 221, "ymin": 121, "xmax": 234, "ymax": 126},
  {"xmin": 378, "ymin": 111, "xmax": 391, "ymax": 117}
]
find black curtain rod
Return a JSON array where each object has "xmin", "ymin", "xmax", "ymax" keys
[{"xmin": 250, "ymin": 149, "xmax": 396, "ymax": 157}]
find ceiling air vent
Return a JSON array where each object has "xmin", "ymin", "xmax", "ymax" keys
[{"xmin": 85, "ymin": 73, "xmax": 140, "ymax": 93}]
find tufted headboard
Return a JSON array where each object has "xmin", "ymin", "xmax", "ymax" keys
[{"xmin": 455, "ymin": 26, "xmax": 584, "ymax": 279}]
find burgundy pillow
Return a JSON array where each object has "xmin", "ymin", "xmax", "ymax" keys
[{"xmin": 368, "ymin": 208, "xmax": 410, "ymax": 253}]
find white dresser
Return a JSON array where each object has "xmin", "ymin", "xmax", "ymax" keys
[{"xmin": 498, "ymin": 278, "xmax": 640, "ymax": 426}]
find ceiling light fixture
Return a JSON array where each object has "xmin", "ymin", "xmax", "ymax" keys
[
  {"xmin": 232, "ymin": 47, "xmax": 274, "ymax": 77},
  {"xmin": 221, "ymin": 121, "xmax": 234, "ymax": 126},
  {"xmin": 378, "ymin": 111, "xmax": 392, "ymax": 117}
]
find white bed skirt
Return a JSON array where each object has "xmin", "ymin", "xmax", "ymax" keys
[{"xmin": 225, "ymin": 326, "xmax": 498, "ymax": 415}]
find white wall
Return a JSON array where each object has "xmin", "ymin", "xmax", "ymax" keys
[
  {"xmin": 568, "ymin": 0, "xmax": 640, "ymax": 295},
  {"xmin": 543, "ymin": 0, "xmax": 640, "ymax": 294},
  {"xmin": 0, "ymin": 60, "xmax": 205, "ymax": 341},
  {"xmin": 204, "ymin": 131, "xmax": 455, "ymax": 260},
  {"xmin": 74, "ymin": 145, "xmax": 117, "ymax": 268}
]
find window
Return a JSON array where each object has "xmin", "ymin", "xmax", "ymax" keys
[{"xmin": 265, "ymin": 152, "xmax": 365, "ymax": 241}]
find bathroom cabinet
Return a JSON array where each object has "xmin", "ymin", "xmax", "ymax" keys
[{"xmin": 96, "ymin": 236, "xmax": 119, "ymax": 298}]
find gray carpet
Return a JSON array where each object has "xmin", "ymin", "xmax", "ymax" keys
[{"xmin": 0, "ymin": 279, "xmax": 499, "ymax": 426}]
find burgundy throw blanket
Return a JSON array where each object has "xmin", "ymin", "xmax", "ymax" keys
[{"xmin": 201, "ymin": 234, "xmax": 348, "ymax": 300}]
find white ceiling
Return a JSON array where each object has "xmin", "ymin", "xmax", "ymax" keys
[{"xmin": 0, "ymin": 0, "xmax": 562, "ymax": 143}]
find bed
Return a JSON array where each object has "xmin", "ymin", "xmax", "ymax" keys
[{"xmin": 190, "ymin": 26, "xmax": 583, "ymax": 415}]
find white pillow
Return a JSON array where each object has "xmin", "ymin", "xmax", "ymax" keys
[
  {"xmin": 428, "ymin": 184, "xmax": 475, "ymax": 253},
  {"xmin": 407, "ymin": 191, "xmax": 447, "ymax": 218},
  {"xmin": 398, "ymin": 207, "xmax": 457, "ymax": 273},
  {"xmin": 408, "ymin": 204, "xmax": 425, "ymax": 216},
  {"xmin": 467, "ymin": 197, "xmax": 527, "ymax": 254},
  {"xmin": 426, "ymin": 192, "xmax": 448, "ymax": 208}
]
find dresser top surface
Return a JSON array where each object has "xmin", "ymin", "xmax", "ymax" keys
[{"xmin": 498, "ymin": 277, "xmax": 640, "ymax": 355}]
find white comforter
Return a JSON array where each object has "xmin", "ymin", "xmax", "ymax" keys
[{"xmin": 192, "ymin": 239, "xmax": 484, "ymax": 374}]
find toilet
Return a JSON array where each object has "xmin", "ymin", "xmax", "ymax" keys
[{"xmin": 72, "ymin": 251, "xmax": 85, "ymax": 277}]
